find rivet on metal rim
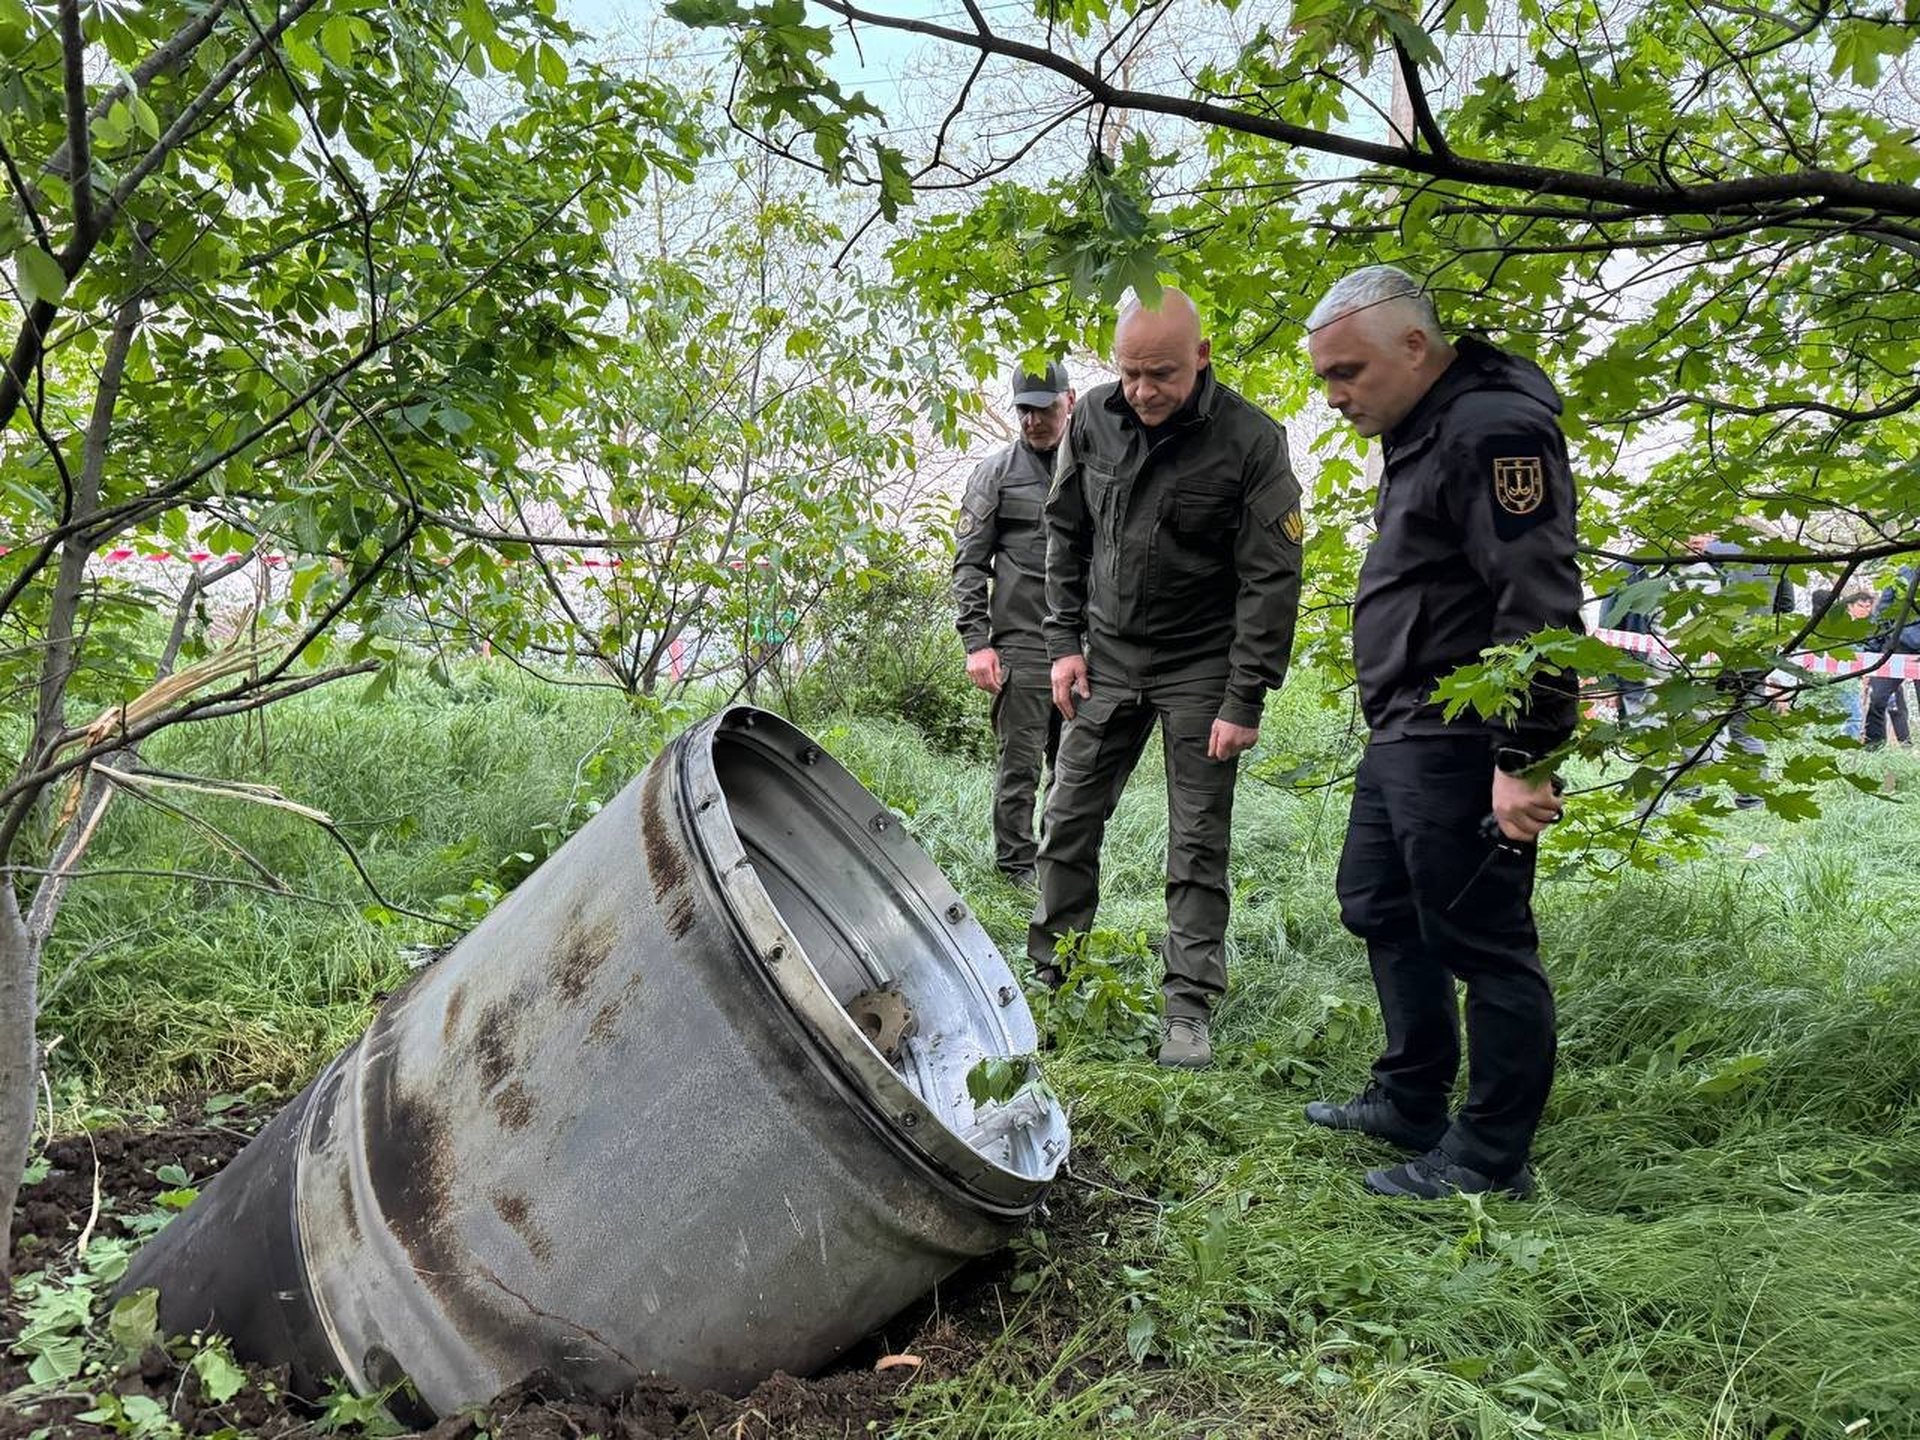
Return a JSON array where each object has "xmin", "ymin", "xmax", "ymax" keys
[
  {"xmin": 798, "ymin": 745, "xmax": 820, "ymax": 766},
  {"xmin": 869, "ymin": 814, "xmax": 890, "ymax": 834},
  {"xmin": 945, "ymin": 902, "xmax": 966, "ymax": 923},
  {"xmin": 765, "ymin": 942, "xmax": 786, "ymax": 963},
  {"xmin": 997, "ymin": 986, "xmax": 1015, "ymax": 1007}
]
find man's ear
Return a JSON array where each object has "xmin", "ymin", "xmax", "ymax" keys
[
  {"xmin": 1404, "ymin": 326, "xmax": 1430, "ymax": 365},
  {"xmin": 1196, "ymin": 338, "xmax": 1212, "ymax": 368}
]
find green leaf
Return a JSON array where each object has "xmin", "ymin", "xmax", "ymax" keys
[
  {"xmin": 129, "ymin": 91, "xmax": 161, "ymax": 140},
  {"xmin": 15, "ymin": 245, "xmax": 68, "ymax": 305},
  {"xmin": 536, "ymin": 40, "xmax": 567, "ymax": 87},
  {"xmin": 26, "ymin": 1332, "xmax": 86, "ymax": 1387},
  {"xmin": 1124, "ymin": 1308, "xmax": 1157, "ymax": 1362},
  {"xmin": 192, "ymin": 1342, "xmax": 249, "ymax": 1404},
  {"xmin": 320, "ymin": 15, "xmax": 356, "ymax": 66},
  {"xmin": 965, "ymin": 1055, "xmax": 1027, "ymax": 1105},
  {"xmin": 1377, "ymin": 8, "xmax": 1442, "ymax": 67},
  {"xmin": 361, "ymin": 665, "xmax": 397, "ymax": 705},
  {"xmin": 1695, "ymin": 1051, "xmax": 1770, "ymax": 1096},
  {"xmin": 107, "ymin": 1288, "xmax": 161, "ymax": 1362}
]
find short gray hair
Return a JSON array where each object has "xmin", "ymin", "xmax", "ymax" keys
[{"xmin": 1305, "ymin": 265, "xmax": 1442, "ymax": 340}]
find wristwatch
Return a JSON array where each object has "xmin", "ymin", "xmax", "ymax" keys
[{"xmin": 1493, "ymin": 746, "xmax": 1538, "ymax": 776}]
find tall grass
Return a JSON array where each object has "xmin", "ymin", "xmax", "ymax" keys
[{"xmin": 32, "ymin": 662, "xmax": 1920, "ymax": 1437}]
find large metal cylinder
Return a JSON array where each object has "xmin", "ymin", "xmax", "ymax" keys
[{"xmin": 117, "ymin": 706, "xmax": 1067, "ymax": 1416}]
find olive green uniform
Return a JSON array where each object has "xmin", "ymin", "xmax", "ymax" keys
[
  {"xmin": 953, "ymin": 439, "xmax": 1063, "ymax": 877},
  {"xmin": 1029, "ymin": 368, "xmax": 1303, "ymax": 1020}
]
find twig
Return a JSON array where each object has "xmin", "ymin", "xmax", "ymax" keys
[{"xmin": 73, "ymin": 1128, "xmax": 101, "ymax": 1258}]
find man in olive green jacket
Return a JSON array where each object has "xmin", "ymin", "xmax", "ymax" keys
[
  {"xmin": 1030, "ymin": 291, "xmax": 1304, "ymax": 1068},
  {"xmin": 953, "ymin": 360, "xmax": 1076, "ymax": 884}
]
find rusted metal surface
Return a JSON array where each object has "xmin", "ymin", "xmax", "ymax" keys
[{"xmin": 116, "ymin": 706, "xmax": 1067, "ymax": 1418}]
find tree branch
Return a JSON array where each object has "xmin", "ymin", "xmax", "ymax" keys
[
  {"xmin": 56, "ymin": 0, "xmax": 93, "ymax": 239},
  {"xmin": 0, "ymin": 134, "xmax": 52, "ymax": 253},
  {"xmin": 0, "ymin": 0, "xmax": 328, "ymax": 432},
  {"xmin": 28, "ymin": 287, "xmax": 143, "ymax": 779},
  {"xmin": 1392, "ymin": 41, "xmax": 1450, "ymax": 161},
  {"xmin": 783, "ymin": 0, "xmax": 1920, "ymax": 219}
]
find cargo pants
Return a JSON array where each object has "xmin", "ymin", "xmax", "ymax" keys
[
  {"xmin": 1335, "ymin": 736, "xmax": 1557, "ymax": 1176},
  {"xmin": 989, "ymin": 654, "xmax": 1062, "ymax": 876},
  {"xmin": 1026, "ymin": 674, "xmax": 1239, "ymax": 1021}
]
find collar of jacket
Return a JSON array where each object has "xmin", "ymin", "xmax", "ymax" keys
[
  {"xmin": 1383, "ymin": 335, "xmax": 1562, "ymax": 456},
  {"xmin": 1019, "ymin": 438, "xmax": 1058, "ymax": 472},
  {"xmin": 1100, "ymin": 364, "xmax": 1218, "ymax": 431}
]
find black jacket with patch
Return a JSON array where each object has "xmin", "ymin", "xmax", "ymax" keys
[
  {"xmin": 952, "ymin": 439, "xmax": 1054, "ymax": 661},
  {"xmin": 1043, "ymin": 367, "xmax": 1304, "ymax": 727},
  {"xmin": 1353, "ymin": 337, "xmax": 1584, "ymax": 756}
]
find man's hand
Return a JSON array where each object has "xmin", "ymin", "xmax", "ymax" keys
[
  {"xmin": 1051, "ymin": 654, "xmax": 1091, "ymax": 719},
  {"xmin": 965, "ymin": 646, "xmax": 1004, "ymax": 695},
  {"xmin": 1208, "ymin": 718, "xmax": 1259, "ymax": 761},
  {"xmin": 1492, "ymin": 768, "xmax": 1564, "ymax": 842}
]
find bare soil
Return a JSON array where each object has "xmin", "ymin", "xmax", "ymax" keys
[{"xmin": 3, "ymin": 1097, "xmax": 1029, "ymax": 1439}]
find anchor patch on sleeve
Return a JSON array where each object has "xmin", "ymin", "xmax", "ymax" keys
[{"xmin": 1492, "ymin": 456, "xmax": 1545, "ymax": 516}]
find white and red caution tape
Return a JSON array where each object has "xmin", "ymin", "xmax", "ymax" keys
[{"xmin": 1591, "ymin": 626, "xmax": 1920, "ymax": 681}]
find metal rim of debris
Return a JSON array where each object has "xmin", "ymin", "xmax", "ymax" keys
[{"xmin": 680, "ymin": 706, "xmax": 1066, "ymax": 1212}]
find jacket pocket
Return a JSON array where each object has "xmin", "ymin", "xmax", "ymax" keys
[{"xmin": 1172, "ymin": 481, "xmax": 1241, "ymax": 537}]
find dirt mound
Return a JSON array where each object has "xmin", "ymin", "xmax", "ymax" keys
[{"xmin": 10, "ymin": 1106, "xmax": 257, "ymax": 1259}]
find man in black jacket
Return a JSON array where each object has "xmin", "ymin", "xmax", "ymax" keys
[
  {"xmin": 1031, "ymin": 289, "xmax": 1303, "ymax": 1069},
  {"xmin": 953, "ymin": 360, "xmax": 1075, "ymax": 884},
  {"xmin": 1304, "ymin": 265, "xmax": 1583, "ymax": 1200}
]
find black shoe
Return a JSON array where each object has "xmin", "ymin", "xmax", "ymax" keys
[
  {"xmin": 1364, "ymin": 1146, "xmax": 1534, "ymax": 1200},
  {"xmin": 1304, "ymin": 1085, "xmax": 1446, "ymax": 1152},
  {"xmin": 1031, "ymin": 964, "xmax": 1064, "ymax": 991},
  {"xmin": 1001, "ymin": 866, "xmax": 1038, "ymax": 889}
]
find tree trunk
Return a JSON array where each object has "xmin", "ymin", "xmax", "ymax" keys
[{"xmin": 0, "ymin": 884, "xmax": 38, "ymax": 1284}]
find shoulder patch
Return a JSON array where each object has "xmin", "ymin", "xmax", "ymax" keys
[
  {"xmin": 956, "ymin": 510, "xmax": 979, "ymax": 538},
  {"xmin": 1478, "ymin": 432, "xmax": 1559, "ymax": 540},
  {"xmin": 1280, "ymin": 504, "xmax": 1304, "ymax": 544},
  {"xmin": 1492, "ymin": 455, "xmax": 1544, "ymax": 516}
]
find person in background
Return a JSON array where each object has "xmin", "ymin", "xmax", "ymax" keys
[
  {"xmin": 1865, "ymin": 566, "xmax": 1920, "ymax": 749},
  {"xmin": 953, "ymin": 359, "xmax": 1076, "ymax": 886},
  {"xmin": 1684, "ymin": 534, "xmax": 1795, "ymax": 808},
  {"xmin": 1596, "ymin": 559, "xmax": 1659, "ymax": 722}
]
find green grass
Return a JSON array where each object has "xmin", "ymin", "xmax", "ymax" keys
[{"xmin": 31, "ymin": 664, "xmax": 1920, "ymax": 1437}]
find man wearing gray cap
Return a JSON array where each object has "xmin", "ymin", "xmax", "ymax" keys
[{"xmin": 953, "ymin": 359, "xmax": 1077, "ymax": 886}]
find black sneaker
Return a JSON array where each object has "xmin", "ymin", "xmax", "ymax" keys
[
  {"xmin": 1304, "ymin": 1085, "xmax": 1446, "ymax": 1152},
  {"xmin": 1364, "ymin": 1146, "xmax": 1534, "ymax": 1200},
  {"xmin": 1002, "ymin": 866, "xmax": 1038, "ymax": 889}
]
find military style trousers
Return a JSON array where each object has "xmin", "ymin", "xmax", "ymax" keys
[
  {"xmin": 1335, "ymin": 736, "xmax": 1557, "ymax": 1176},
  {"xmin": 989, "ymin": 656, "xmax": 1063, "ymax": 876},
  {"xmin": 1027, "ymin": 675, "xmax": 1239, "ymax": 1021},
  {"xmin": 1864, "ymin": 675, "xmax": 1913, "ymax": 747}
]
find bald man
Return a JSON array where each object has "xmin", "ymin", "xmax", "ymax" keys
[{"xmin": 1029, "ymin": 288, "xmax": 1304, "ymax": 1068}]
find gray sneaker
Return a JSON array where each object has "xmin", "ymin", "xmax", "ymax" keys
[{"xmin": 1157, "ymin": 1015, "xmax": 1212, "ymax": 1069}]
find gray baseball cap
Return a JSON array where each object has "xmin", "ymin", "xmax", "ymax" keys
[{"xmin": 1010, "ymin": 359, "xmax": 1070, "ymax": 408}]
